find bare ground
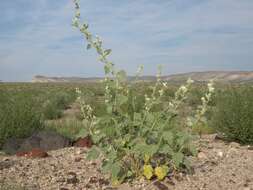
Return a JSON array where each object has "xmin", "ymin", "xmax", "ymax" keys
[{"xmin": 0, "ymin": 135, "xmax": 253, "ymax": 190}]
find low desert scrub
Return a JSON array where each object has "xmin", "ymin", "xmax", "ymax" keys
[
  {"xmin": 0, "ymin": 93, "xmax": 44, "ymax": 147},
  {"xmin": 45, "ymin": 118, "xmax": 84, "ymax": 140},
  {"xmin": 211, "ymin": 86, "xmax": 253, "ymax": 144},
  {"xmin": 42, "ymin": 92, "xmax": 76, "ymax": 120}
]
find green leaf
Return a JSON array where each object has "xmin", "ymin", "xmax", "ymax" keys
[
  {"xmin": 111, "ymin": 162, "xmax": 121, "ymax": 179},
  {"xmin": 162, "ymin": 131, "xmax": 174, "ymax": 145},
  {"xmin": 172, "ymin": 152, "xmax": 184, "ymax": 168},
  {"xmin": 107, "ymin": 149, "xmax": 117, "ymax": 161},
  {"xmin": 86, "ymin": 146, "xmax": 100, "ymax": 160},
  {"xmin": 104, "ymin": 49, "xmax": 112, "ymax": 56},
  {"xmin": 188, "ymin": 144, "xmax": 197, "ymax": 156},
  {"xmin": 160, "ymin": 144, "xmax": 174, "ymax": 155},
  {"xmin": 104, "ymin": 64, "xmax": 111, "ymax": 74},
  {"xmin": 145, "ymin": 112, "xmax": 155, "ymax": 123},
  {"xmin": 117, "ymin": 94, "xmax": 128, "ymax": 106},
  {"xmin": 116, "ymin": 70, "xmax": 127, "ymax": 82},
  {"xmin": 183, "ymin": 158, "xmax": 192, "ymax": 171},
  {"xmin": 92, "ymin": 133, "xmax": 105, "ymax": 144},
  {"xmin": 106, "ymin": 105, "xmax": 113, "ymax": 114},
  {"xmin": 101, "ymin": 160, "xmax": 113, "ymax": 174},
  {"xmin": 134, "ymin": 142, "xmax": 158, "ymax": 157},
  {"xmin": 75, "ymin": 128, "xmax": 89, "ymax": 139}
]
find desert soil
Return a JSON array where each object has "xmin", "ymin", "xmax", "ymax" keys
[{"xmin": 0, "ymin": 134, "xmax": 253, "ymax": 190}]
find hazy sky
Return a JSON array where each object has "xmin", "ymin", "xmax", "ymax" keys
[{"xmin": 0, "ymin": 0, "xmax": 253, "ymax": 81}]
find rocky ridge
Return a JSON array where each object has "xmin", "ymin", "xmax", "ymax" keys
[{"xmin": 32, "ymin": 71, "xmax": 253, "ymax": 83}]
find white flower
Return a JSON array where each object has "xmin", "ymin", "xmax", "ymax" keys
[
  {"xmin": 180, "ymin": 85, "xmax": 187, "ymax": 94},
  {"xmin": 159, "ymin": 89, "xmax": 164, "ymax": 96},
  {"xmin": 187, "ymin": 78, "xmax": 194, "ymax": 84}
]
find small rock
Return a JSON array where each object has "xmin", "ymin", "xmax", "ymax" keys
[
  {"xmin": 89, "ymin": 176, "xmax": 98, "ymax": 184},
  {"xmin": 27, "ymin": 148, "xmax": 49, "ymax": 158},
  {"xmin": 66, "ymin": 172, "xmax": 79, "ymax": 184},
  {"xmin": 74, "ymin": 157, "xmax": 82, "ymax": 162},
  {"xmin": 16, "ymin": 151, "xmax": 29, "ymax": 157},
  {"xmin": 197, "ymin": 152, "xmax": 207, "ymax": 159},
  {"xmin": 217, "ymin": 151, "xmax": 223, "ymax": 158},
  {"xmin": 98, "ymin": 178, "xmax": 109, "ymax": 186},
  {"xmin": 229, "ymin": 142, "xmax": 240, "ymax": 148},
  {"xmin": 16, "ymin": 148, "xmax": 48, "ymax": 158},
  {"xmin": 214, "ymin": 133, "xmax": 224, "ymax": 141},
  {"xmin": 247, "ymin": 145, "xmax": 253, "ymax": 150},
  {"xmin": 73, "ymin": 136, "xmax": 93, "ymax": 148}
]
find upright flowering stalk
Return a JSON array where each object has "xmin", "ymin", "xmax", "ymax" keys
[
  {"xmin": 71, "ymin": 0, "xmax": 214, "ymax": 184},
  {"xmin": 187, "ymin": 80, "xmax": 215, "ymax": 129},
  {"xmin": 73, "ymin": 0, "xmax": 127, "ymax": 115}
]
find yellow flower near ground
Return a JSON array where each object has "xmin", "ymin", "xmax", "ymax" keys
[
  {"xmin": 154, "ymin": 165, "xmax": 169, "ymax": 180},
  {"xmin": 143, "ymin": 164, "xmax": 153, "ymax": 180}
]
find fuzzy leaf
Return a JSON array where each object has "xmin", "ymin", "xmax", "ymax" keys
[
  {"xmin": 75, "ymin": 128, "xmax": 88, "ymax": 139},
  {"xmin": 104, "ymin": 49, "xmax": 112, "ymax": 56},
  {"xmin": 86, "ymin": 146, "xmax": 100, "ymax": 160},
  {"xmin": 111, "ymin": 162, "xmax": 121, "ymax": 179},
  {"xmin": 162, "ymin": 131, "xmax": 174, "ymax": 145},
  {"xmin": 172, "ymin": 152, "xmax": 184, "ymax": 168},
  {"xmin": 160, "ymin": 144, "xmax": 174, "ymax": 155},
  {"xmin": 117, "ymin": 94, "xmax": 128, "ymax": 106}
]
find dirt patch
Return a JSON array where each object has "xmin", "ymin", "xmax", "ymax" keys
[{"xmin": 0, "ymin": 135, "xmax": 253, "ymax": 190}]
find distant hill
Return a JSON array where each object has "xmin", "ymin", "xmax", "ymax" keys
[
  {"xmin": 32, "ymin": 71, "xmax": 253, "ymax": 83},
  {"xmin": 161, "ymin": 71, "xmax": 253, "ymax": 83}
]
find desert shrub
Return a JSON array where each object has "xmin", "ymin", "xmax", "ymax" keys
[
  {"xmin": 0, "ymin": 94, "xmax": 44, "ymax": 147},
  {"xmin": 42, "ymin": 100, "xmax": 63, "ymax": 120},
  {"xmin": 211, "ymin": 86, "xmax": 253, "ymax": 144},
  {"xmin": 72, "ymin": 0, "xmax": 214, "ymax": 184},
  {"xmin": 42, "ymin": 92, "xmax": 74, "ymax": 120},
  {"xmin": 45, "ymin": 118, "xmax": 84, "ymax": 140}
]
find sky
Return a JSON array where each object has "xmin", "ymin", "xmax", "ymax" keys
[{"xmin": 0, "ymin": 0, "xmax": 253, "ymax": 81}]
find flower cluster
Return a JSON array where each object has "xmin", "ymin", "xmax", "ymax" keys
[
  {"xmin": 187, "ymin": 80, "xmax": 215, "ymax": 128},
  {"xmin": 75, "ymin": 88, "xmax": 95, "ymax": 121}
]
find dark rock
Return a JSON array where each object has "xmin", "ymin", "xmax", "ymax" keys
[
  {"xmin": 19, "ymin": 130, "xmax": 71, "ymax": 152},
  {"xmin": 153, "ymin": 181, "xmax": 169, "ymax": 190},
  {"xmin": 2, "ymin": 138, "xmax": 25, "ymax": 155},
  {"xmin": 73, "ymin": 136, "xmax": 92, "ymax": 148},
  {"xmin": 66, "ymin": 172, "xmax": 79, "ymax": 184},
  {"xmin": 18, "ymin": 136, "xmax": 41, "ymax": 152}
]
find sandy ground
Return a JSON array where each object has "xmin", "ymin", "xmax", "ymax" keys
[{"xmin": 0, "ymin": 135, "xmax": 253, "ymax": 190}]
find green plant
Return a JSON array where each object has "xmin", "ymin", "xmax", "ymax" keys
[
  {"xmin": 0, "ymin": 94, "xmax": 44, "ymax": 147},
  {"xmin": 211, "ymin": 86, "xmax": 253, "ymax": 144},
  {"xmin": 72, "ymin": 0, "xmax": 214, "ymax": 184},
  {"xmin": 42, "ymin": 92, "xmax": 74, "ymax": 120},
  {"xmin": 45, "ymin": 118, "xmax": 84, "ymax": 140}
]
